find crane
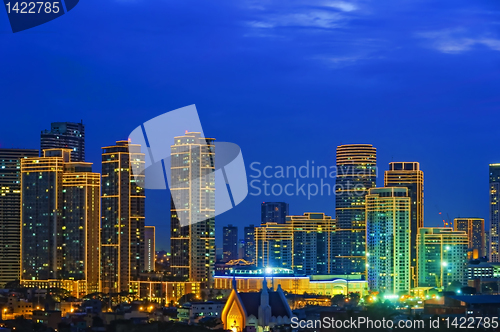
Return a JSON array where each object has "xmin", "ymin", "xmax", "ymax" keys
[{"xmin": 439, "ymin": 212, "xmax": 453, "ymax": 228}]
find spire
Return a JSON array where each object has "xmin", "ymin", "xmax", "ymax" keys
[{"xmin": 262, "ymin": 275, "xmax": 268, "ymax": 292}]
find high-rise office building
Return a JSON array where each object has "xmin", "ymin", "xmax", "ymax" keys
[
  {"xmin": 485, "ymin": 230, "xmax": 490, "ymax": 259},
  {"xmin": 287, "ymin": 213, "xmax": 335, "ymax": 275},
  {"xmin": 366, "ymin": 188, "xmax": 411, "ymax": 294},
  {"xmin": 261, "ymin": 202, "xmax": 289, "ymax": 224},
  {"xmin": 244, "ymin": 225, "xmax": 256, "ymax": 263},
  {"xmin": 454, "ymin": 218, "xmax": 485, "ymax": 259},
  {"xmin": 101, "ymin": 141, "xmax": 145, "ymax": 294},
  {"xmin": 0, "ymin": 149, "xmax": 38, "ymax": 287},
  {"xmin": 41, "ymin": 122, "xmax": 85, "ymax": 162},
  {"xmin": 145, "ymin": 226, "xmax": 156, "ymax": 272},
  {"xmin": 417, "ymin": 228, "xmax": 468, "ymax": 288},
  {"xmin": 334, "ymin": 144, "xmax": 376, "ymax": 275},
  {"xmin": 170, "ymin": 132, "xmax": 215, "ymax": 284},
  {"xmin": 490, "ymin": 164, "xmax": 500, "ymax": 262},
  {"xmin": 21, "ymin": 149, "xmax": 100, "ymax": 294},
  {"xmin": 384, "ymin": 162, "xmax": 423, "ymax": 286},
  {"xmin": 255, "ymin": 213, "xmax": 335, "ymax": 275},
  {"xmin": 238, "ymin": 240, "xmax": 245, "ymax": 259},
  {"xmin": 255, "ymin": 223, "xmax": 293, "ymax": 270},
  {"xmin": 222, "ymin": 224, "xmax": 238, "ymax": 261}
]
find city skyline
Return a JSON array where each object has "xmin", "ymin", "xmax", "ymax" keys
[
  {"xmin": 2, "ymin": 0, "xmax": 500, "ymax": 253},
  {"xmin": 1, "ymin": 122, "xmax": 497, "ymax": 252}
]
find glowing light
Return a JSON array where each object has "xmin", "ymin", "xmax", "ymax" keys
[{"xmin": 265, "ymin": 267, "xmax": 273, "ymax": 274}]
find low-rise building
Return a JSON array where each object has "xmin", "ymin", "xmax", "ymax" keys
[
  {"xmin": 177, "ymin": 301, "xmax": 224, "ymax": 324},
  {"xmin": 32, "ymin": 310, "xmax": 62, "ymax": 330},
  {"xmin": 3, "ymin": 295, "xmax": 33, "ymax": 319}
]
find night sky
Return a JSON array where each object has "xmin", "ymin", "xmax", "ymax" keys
[{"xmin": 1, "ymin": 0, "xmax": 500, "ymax": 251}]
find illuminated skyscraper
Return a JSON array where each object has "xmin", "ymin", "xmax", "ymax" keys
[
  {"xmin": 41, "ymin": 121, "xmax": 85, "ymax": 162},
  {"xmin": 101, "ymin": 141, "xmax": 145, "ymax": 294},
  {"xmin": 334, "ymin": 144, "xmax": 376, "ymax": 275},
  {"xmin": 0, "ymin": 149, "xmax": 38, "ymax": 288},
  {"xmin": 287, "ymin": 213, "xmax": 335, "ymax": 275},
  {"xmin": 21, "ymin": 149, "xmax": 100, "ymax": 294},
  {"xmin": 255, "ymin": 213, "xmax": 335, "ymax": 275},
  {"xmin": 255, "ymin": 223, "xmax": 292, "ymax": 270},
  {"xmin": 384, "ymin": 162, "xmax": 423, "ymax": 286},
  {"xmin": 145, "ymin": 226, "xmax": 155, "ymax": 272},
  {"xmin": 170, "ymin": 132, "xmax": 215, "ymax": 283},
  {"xmin": 222, "ymin": 224, "xmax": 238, "ymax": 261},
  {"xmin": 366, "ymin": 188, "xmax": 411, "ymax": 294},
  {"xmin": 454, "ymin": 218, "xmax": 485, "ymax": 258},
  {"xmin": 417, "ymin": 228, "xmax": 468, "ymax": 288},
  {"xmin": 489, "ymin": 164, "xmax": 500, "ymax": 262},
  {"xmin": 261, "ymin": 202, "xmax": 289, "ymax": 224},
  {"xmin": 244, "ymin": 224, "xmax": 256, "ymax": 263}
]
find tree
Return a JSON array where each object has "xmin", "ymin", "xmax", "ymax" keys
[
  {"xmin": 178, "ymin": 293, "xmax": 197, "ymax": 305},
  {"xmin": 332, "ymin": 294, "xmax": 345, "ymax": 306}
]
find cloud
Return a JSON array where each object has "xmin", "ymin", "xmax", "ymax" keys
[
  {"xmin": 248, "ymin": 10, "xmax": 344, "ymax": 29},
  {"xmin": 417, "ymin": 29, "xmax": 500, "ymax": 54},
  {"xmin": 323, "ymin": 1, "xmax": 358, "ymax": 12}
]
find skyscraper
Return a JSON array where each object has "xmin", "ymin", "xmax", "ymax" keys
[
  {"xmin": 417, "ymin": 228, "xmax": 468, "ymax": 288},
  {"xmin": 490, "ymin": 164, "xmax": 500, "ymax": 262},
  {"xmin": 454, "ymin": 218, "xmax": 485, "ymax": 258},
  {"xmin": 101, "ymin": 141, "xmax": 145, "ymax": 294},
  {"xmin": 255, "ymin": 223, "xmax": 293, "ymax": 270},
  {"xmin": 366, "ymin": 188, "xmax": 411, "ymax": 294},
  {"xmin": 41, "ymin": 121, "xmax": 85, "ymax": 162},
  {"xmin": 145, "ymin": 226, "xmax": 156, "ymax": 272},
  {"xmin": 287, "ymin": 213, "xmax": 335, "ymax": 275},
  {"xmin": 21, "ymin": 149, "xmax": 100, "ymax": 294},
  {"xmin": 261, "ymin": 202, "xmax": 289, "ymax": 224},
  {"xmin": 334, "ymin": 144, "xmax": 377, "ymax": 275},
  {"xmin": 0, "ymin": 149, "xmax": 38, "ymax": 287},
  {"xmin": 222, "ymin": 224, "xmax": 238, "ymax": 261},
  {"xmin": 384, "ymin": 162, "xmax": 423, "ymax": 286},
  {"xmin": 170, "ymin": 132, "xmax": 215, "ymax": 284},
  {"xmin": 244, "ymin": 225, "xmax": 256, "ymax": 263}
]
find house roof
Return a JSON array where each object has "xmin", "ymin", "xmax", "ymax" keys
[{"xmin": 238, "ymin": 291, "xmax": 290, "ymax": 318}]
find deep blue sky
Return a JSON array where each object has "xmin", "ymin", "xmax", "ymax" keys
[{"xmin": 1, "ymin": 0, "xmax": 500, "ymax": 251}]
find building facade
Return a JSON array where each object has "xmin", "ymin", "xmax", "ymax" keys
[
  {"xmin": 489, "ymin": 164, "xmax": 500, "ymax": 262},
  {"xmin": 334, "ymin": 144, "xmax": 377, "ymax": 275},
  {"xmin": 261, "ymin": 202, "xmax": 289, "ymax": 224},
  {"xmin": 170, "ymin": 132, "xmax": 215, "ymax": 284},
  {"xmin": 287, "ymin": 213, "xmax": 335, "ymax": 275},
  {"xmin": 145, "ymin": 226, "xmax": 155, "ymax": 272},
  {"xmin": 417, "ymin": 228, "xmax": 468, "ymax": 288},
  {"xmin": 21, "ymin": 149, "xmax": 100, "ymax": 294},
  {"xmin": 255, "ymin": 223, "xmax": 293, "ymax": 270},
  {"xmin": 454, "ymin": 218, "xmax": 485, "ymax": 258},
  {"xmin": 222, "ymin": 224, "xmax": 238, "ymax": 262},
  {"xmin": 384, "ymin": 161, "xmax": 423, "ymax": 286},
  {"xmin": 40, "ymin": 121, "xmax": 85, "ymax": 162},
  {"xmin": 0, "ymin": 148, "xmax": 38, "ymax": 287},
  {"xmin": 366, "ymin": 187, "xmax": 411, "ymax": 294},
  {"xmin": 101, "ymin": 141, "xmax": 145, "ymax": 294},
  {"xmin": 244, "ymin": 225, "xmax": 256, "ymax": 263}
]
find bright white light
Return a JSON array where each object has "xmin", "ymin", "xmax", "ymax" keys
[
  {"xmin": 442, "ymin": 262, "xmax": 448, "ymax": 267},
  {"xmin": 265, "ymin": 267, "xmax": 273, "ymax": 274}
]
